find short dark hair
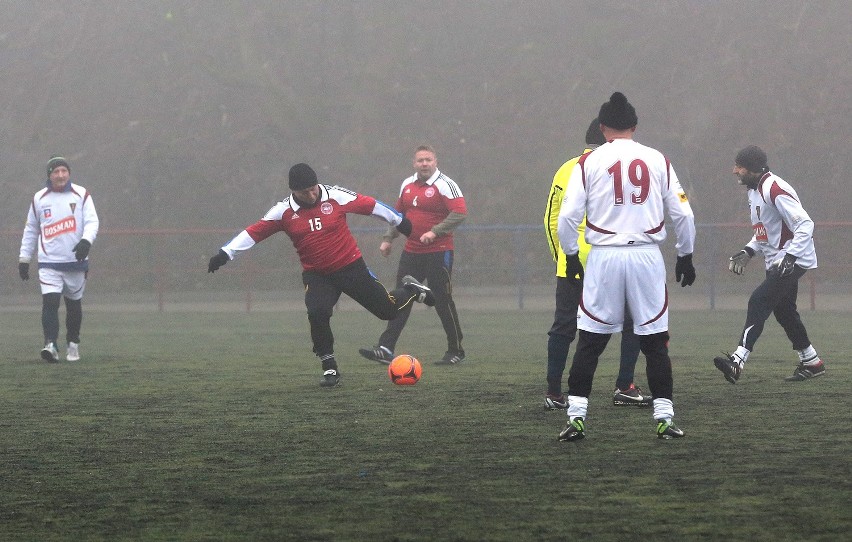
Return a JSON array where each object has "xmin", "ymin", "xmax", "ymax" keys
[
  {"xmin": 735, "ymin": 146, "xmax": 768, "ymax": 173},
  {"xmin": 415, "ymin": 144, "xmax": 437, "ymax": 157},
  {"xmin": 585, "ymin": 118, "xmax": 606, "ymax": 146}
]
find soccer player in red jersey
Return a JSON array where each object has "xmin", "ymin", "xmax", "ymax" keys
[
  {"xmin": 359, "ymin": 145, "xmax": 467, "ymax": 366},
  {"xmin": 208, "ymin": 163, "xmax": 435, "ymax": 387}
]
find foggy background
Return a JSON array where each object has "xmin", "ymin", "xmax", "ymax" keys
[{"xmin": 1, "ymin": 0, "xmax": 850, "ymax": 304}]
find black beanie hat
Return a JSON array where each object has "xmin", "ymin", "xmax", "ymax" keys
[
  {"xmin": 598, "ymin": 92, "xmax": 638, "ymax": 130},
  {"xmin": 735, "ymin": 145, "xmax": 768, "ymax": 173},
  {"xmin": 585, "ymin": 117, "xmax": 606, "ymax": 146},
  {"xmin": 47, "ymin": 156, "xmax": 70, "ymax": 177},
  {"xmin": 289, "ymin": 163, "xmax": 318, "ymax": 190}
]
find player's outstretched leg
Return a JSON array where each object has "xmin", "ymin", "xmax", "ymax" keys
[
  {"xmin": 713, "ymin": 352, "xmax": 743, "ymax": 384},
  {"xmin": 359, "ymin": 345, "xmax": 394, "ymax": 365},
  {"xmin": 402, "ymin": 275, "xmax": 435, "ymax": 306}
]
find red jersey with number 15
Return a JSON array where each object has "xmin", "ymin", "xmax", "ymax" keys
[
  {"xmin": 396, "ymin": 170, "xmax": 466, "ymax": 253},
  {"xmin": 221, "ymin": 184, "xmax": 403, "ymax": 274}
]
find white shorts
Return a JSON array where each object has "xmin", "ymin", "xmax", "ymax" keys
[
  {"xmin": 578, "ymin": 245, "xmax": 668, "ymax": 335},
  {"xmin": 38, "ymin": 267, "xmax": 87, "ymax": 300}
]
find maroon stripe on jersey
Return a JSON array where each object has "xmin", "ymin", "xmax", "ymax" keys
[
  {"xmin": 579, "ymin": 295, "xmax": 612, "ymax": 325},
  {"xmin": 665, "ymin": 157, "xmax": 671, "ymax": 190},
  {"xmin": 577, "ymin": 152, "xmax": 592, "ymax": 189},
  {"xmin": 768, "ymin": 180, "xmax": 798, "ymax": 205},
  {"xmin": 586, "ymin": 220, "xmax": 616, "ymax": 234},
  {"xmin": 645, "ymin": 221, "xmax": 665, "ymax": 234},
  {"xmin": 640, "ymin": 288, "xmax": 669, "ymax": 326},
  {"xmin": 756, "ymin": 173, "xmax": 772, "ymax": 203},
  {"xmin": 778, "ymin": 222, "xmax": 794, "ymax": 250}
]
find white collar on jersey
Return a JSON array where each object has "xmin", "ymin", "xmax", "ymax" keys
[
  {"xmin": 288, "ymin": 184, "xmax": 328, "ymax": 211},
  {"xmin": 416, "ymin": 169, "xmax": 441, "ymax": 185}
]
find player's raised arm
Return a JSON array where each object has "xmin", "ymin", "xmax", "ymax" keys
[
  {"xmin": 371, "ymin": 199, "xmax": 412, "ymax": 237},
  {"xmin": 208, "ymin": 202, "xmax": 287, "ymax": 273}
]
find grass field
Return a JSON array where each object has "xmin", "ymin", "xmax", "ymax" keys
[{"xmin": 1, "ymin": 306, "xmax": 849, "ymax": 541}]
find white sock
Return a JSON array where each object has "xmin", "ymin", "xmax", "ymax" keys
[
  {"xmin": 798, "ymin": 345, "xmax": 819, "ymax": 364},
  {"xmin": 733, "ymin": 346, "xmax": 750, "ymax": 365},
  {"xmin": 653, "ymin": 398, "xmax": 674, "ymax": 423},
  {"xmin": 566, "ymin": 395, "xmax": 588, "ymax": 420}
]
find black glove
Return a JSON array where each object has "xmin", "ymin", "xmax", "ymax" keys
[
  {"xmin": 565, "ymin": 252, "xmax": 584, "ymax": 281},
  {"xmin": 768, "ymin": 253, "xmax": 797, "ymax": 279},
  {"xmin": 208, "ymin": 249, "xmax": 230, "ymax": 273},
  {"xmin": 73, "ymin": 239, "xmax": 91, "ymax": 261},
  {"xmin": 396, "ymin": 216, "xmax": 412, "ymax": 237},
  {"xmin": 675, "ymin": 254, "xmax": 696, "ymax": 287},
  {"xmin": 19, "ymin": 262, "xmax": 29, "ymax": 281}
]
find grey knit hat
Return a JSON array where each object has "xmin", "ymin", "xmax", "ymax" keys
[{"xmin": 47, "ymin": 155, "xmax": 70, "ymax": 177}]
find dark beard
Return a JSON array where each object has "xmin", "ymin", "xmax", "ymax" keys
[{"xmin": 743, "ymin": 172, "xmax": 761, "ymax": 190}]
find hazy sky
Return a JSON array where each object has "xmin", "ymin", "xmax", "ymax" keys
[{"xmin": 1, "ymin": 1, "xmax": 850, "ymax": 288}]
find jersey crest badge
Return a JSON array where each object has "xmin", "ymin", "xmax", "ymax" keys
[
  {"xmin": 425, "ymin": 187, "xmax": 436, "ymax": 198},
  {"xmin": 678, "ymin": 193, "xmax": 688, "ymax": 203},
  {"xmin": 44, "ymin": 208, "xmax": 52, "ymax": 219},
  {"xmin": 70, "ymin": 203, "xmax": 77, "ymax": 213},
  {"xmin": 320, "ymin": 202, "xmax": 333, "ymax": 215}
]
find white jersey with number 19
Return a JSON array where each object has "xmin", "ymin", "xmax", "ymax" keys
[{"xmin": 557, "ymin": 138, "xmax": 695, "ymax": 257}]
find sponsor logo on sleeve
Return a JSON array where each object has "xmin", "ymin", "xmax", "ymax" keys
[
  {"xmin": 678, "ymin": 192, "xmax": 688, "ymax": 202},
  {"xmin": 753, "ymin": 222, "xmax": 768, "ymax": 243}
]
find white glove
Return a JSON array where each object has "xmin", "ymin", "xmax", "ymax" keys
[{"xmin": 728, "ymin": 249, "xmax": 751, "ymax": 275}]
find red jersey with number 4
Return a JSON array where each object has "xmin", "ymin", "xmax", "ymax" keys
[
  {"xmin": 396, "ymin": 170, "xmax": 466, "ymax": 253},
  {"xmin": 221, "ymin": 184, "xmax": 402, "ymax": 274}
]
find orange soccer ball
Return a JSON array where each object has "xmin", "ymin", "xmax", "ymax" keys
[{"xmin": 388, "ymin": 354, "xmax": 422, "ymax": 386}]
